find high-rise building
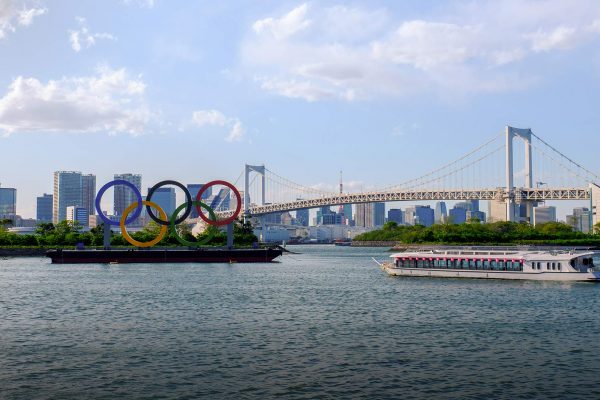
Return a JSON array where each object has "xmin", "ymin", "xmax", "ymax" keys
[
  {"xmin": 53, "ymin": 171, "xmax": 82, "ymax": 224},
  {"xmin": 66, "ymin": 206, "xmax": 89, "ymax": 228},
  {"xmin": 295, "ymin": 208, "xmax": 309, "ymax": 226},
  {"xmin": 187, "ymin": 183, "xmax": 212, "ymax": 218},
  {"xmin": 210, "ymin": 188, "xmax": 231, "ymax": 212},
  {"xmin": 0, "ymin": 185, "xmax": 17, "ymax": 218},
  {"xmin": 533, "ymin": 206, "xmax": 556, "ymax": 226},
  {"xmin": 81, "ymin": 174, "xmax": 96, "ymax": 217},
  {"xmin": 114, "ymin": 174, "xmax": 142, "ymax": 217},
  {"xmin": 449, "ymin": 207, "xmax": 467, "ymax": 224},
  {"xmin": 405, "ymin": 205, "xmax": 434, "ymax": 227},
  {"xmin": 342, "ymin": 204, "xmax": 353, "ymax": 225},
  {"xmin": 319, "ymin": 206, "xmax": 332, "ymax": 224},
  {"xmin": 36, "ymin": 193, "xmax": 53, "ymax": 223},
  {"xmin": 488, "ymin": 199, "xmax": 507, "ymax": 222},
  {"xmin": 466, "ymin": 210, "xmax": 486, "ymax": 223},
  {"xmin": 355, "ymin": 202, "xmax": 386, "ymax": 228},
  {"xmin": 355, "ymin": 203, "xmax": 370, "ymax": 227},
  {"xmin": 388, "ymin": 208, "xmax": 403, "ymax": 224},
  {"xmin": 434, "ymin": 202, "xmax": 447, "ymax": 224},
  {"xmin": 322, "ymin": 211, "xmax": 343, "ymax": 225},
  {"xmin": 263, "ymin": 212, "xmax": 283, "ymax": 224},
  {"xmin": 567, "ymin": 207, "xmax": 591, "ymax": 233},
  {"xmin": 148, "ymin": 187, "xmax": 176, "ymax": 218},
  {"xmin": 374, "ymin": 202, "xmax": 385, "ymax": 226}
]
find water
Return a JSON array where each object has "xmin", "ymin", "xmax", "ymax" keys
[{"xmin": 1, "ymin": 245, "xmax": 600, "ymax": 399}]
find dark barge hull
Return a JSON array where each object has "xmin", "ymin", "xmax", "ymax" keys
[{"xmin": 46, "ymin": 248, "xmax": 283, "ymax": 264}]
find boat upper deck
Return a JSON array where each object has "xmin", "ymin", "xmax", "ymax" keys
[{"xmin": 391, "ymin": 248, "xmax": 596, "ymax": 262}]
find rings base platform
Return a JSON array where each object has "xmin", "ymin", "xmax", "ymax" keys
[{"xmin": 46, "ymin": 248, "xmax": 283, "ymax": 264}]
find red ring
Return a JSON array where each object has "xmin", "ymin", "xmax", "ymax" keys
[{"xmin": 195, "ymin": 180, "xmax": 242, "ymax": 226}]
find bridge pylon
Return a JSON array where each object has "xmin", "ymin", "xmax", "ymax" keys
[
  {"xmin": 503, "ymin": 126, "xmax": 535, "ymax": 223},
  {"xmin": 244, "ymin": 164, "xmax": 266, "ymax": 220}
]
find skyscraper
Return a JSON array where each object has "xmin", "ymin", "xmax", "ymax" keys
[
  {"xmin": 36, "ymin": 193, "xmax": 53, "ymax": 223},
  {"xmin": 149, "ymin": 187, "xmax": 176, "ymax": 218},
  {"xmin": 533, "ymin": 206, "xmax": 556, "ymax": 226},
  {"xmin": 66, "ymin": 206, "xmax": 89, "ymax": 228},
  {"xmin": 449, "ymin": 207, "xmax": 467, "ymax": 224},
  {"xmin": 0, "ymin": 185, "xmax": 16, "ymax": 219},
  {"xmin": 567, "ymin": 207, "xmax": 591, "ymax": 233},
  {"xmin": 404, "ymin": 205, "xmax": 434, "ymax": 227},
  {"xmin": 295, "ymin": 208, "xmax": 309, "ymax": 226},
  {"xmin": 0, "ymin": 186, "xmax": 16, "ymax": 214},
  {"xmin": 388, "ymin": 209, "xmax": 403, "ymax": 224},
  {"xmin": 187, "ymin": 183, "xmax": 212, "ymax": 218},
  {"xmin": 114, "ymin": 174, "xmax": 142, "ymax": 217},
  {"xmin": 355, "ymin": 202, "xmax": 386, "ymax": 228},
  {"xmin": 374, "ymin": 202, "xmax": 385, "ymax": 226},
  {"xmin": 434, "ymin": 201, "xmax": 447, "ymax": 224},
  {"xmin": 53, "ymin": 171, "xmax": 82, "ymax": 224},
  {"xmin": 81, "ymin": 174, "xmax": 96, "ymax": 217},
  {"xmin": 343, "ymin": 204, "xmax": 353, "ymax": 225},
  {"xmin": 355, "ymin": 203, "xmax": 370, "ymax": 227}
]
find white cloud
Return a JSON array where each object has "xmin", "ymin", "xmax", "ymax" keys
[
  {"xmin": 17, "ymin": 6, "xmax": 45, "ymax": 26},
  {"xmin": 191, "ymin": 109, "xmax": 246, "ymax": 142},
  {"xmin": 192, "ymin": 110, "xmax": 227, "ymax": 127},
  {"xmin": 242, "ymin": 1, "xmax": 600, "ymax": 101},
  {"xmin": 68, "ymin": 17, "xmax": 116, "ymax": 52},
  {"xmin": 226, "ymin": 121, "xmax": 244, "ymax": 142},
  {"xmin": 528, "ymin": 26, "xmax": 580, "ymax": 52},
  {"xmin": 0, "ymin": 67, "xmax": 150, "ymax": 136},
  {"xmin": 253, "ymin": 3, "xmax": 310, "ymax": 40},
  {"xmin": 0, "ymin": 0, "xmax": 46, "ymax": 39},
  {"xmin": 122, "ymin": 0, "xmax": 155, "ymax": 8},
  {"xmin": 372, "ymin": 20, "xmax": 481, "ymax": 70}
]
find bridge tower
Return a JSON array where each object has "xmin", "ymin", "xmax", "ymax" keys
[
  {"xmin": 504, "ymin": 126, "xmax": 534, "ymax": 222},
  {"xmin": 244, "ymin": 164, "xmax": 266, "ymax": 219}
]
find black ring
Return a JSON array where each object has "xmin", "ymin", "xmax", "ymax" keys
[{"xmin": 146, "ymin": 180, "xmax": 192, "ymax": 225}]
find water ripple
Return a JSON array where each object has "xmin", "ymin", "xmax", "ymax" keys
[{"xmin": 1, "ymin": 247, "xmax": 599, "ymax": 399}]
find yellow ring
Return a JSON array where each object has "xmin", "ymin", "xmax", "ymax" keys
[{"xmin": 120, "ymin": 200, "xmax": 168, "ymax": 247}]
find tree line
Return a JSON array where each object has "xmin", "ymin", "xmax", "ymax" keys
[
  {"xmin": 0, "ymin": 219, "xmax": 258, "ymax": 247},
  {"xmin": 353, "ymin": 220, "xmax": 600, "ymax": 245}
]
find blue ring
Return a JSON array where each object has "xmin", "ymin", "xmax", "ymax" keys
[{"xmin": 95, "ymin": 179, "xmax": 143, "ymax": 226}]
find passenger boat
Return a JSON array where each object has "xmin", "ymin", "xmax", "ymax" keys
[{"xmin": 380, "ymin": 248, "xmax": 600, "ymax": 281}]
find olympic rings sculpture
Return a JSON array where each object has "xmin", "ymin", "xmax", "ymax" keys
[{"xmin": 94, "ymin": 179, "xmax": 242, "ymax": 247}]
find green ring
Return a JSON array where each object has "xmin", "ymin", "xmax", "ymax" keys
[{"xmin": 170, "ymin": 201, "xmax": 217, "ymax": 247}]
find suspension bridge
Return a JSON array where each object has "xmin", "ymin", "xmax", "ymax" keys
[{"xmin": 207, "ymin": 126, "xmax": 600, "ymax": 225}]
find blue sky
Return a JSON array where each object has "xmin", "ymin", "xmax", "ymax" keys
[{"xmin": 1, "ymin": 0, "xmax": 600, "ymax": 219}]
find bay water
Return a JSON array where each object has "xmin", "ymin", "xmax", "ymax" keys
[{"xmin": 1, "ymin": 245, "xmax": 600, "ymax": 399}]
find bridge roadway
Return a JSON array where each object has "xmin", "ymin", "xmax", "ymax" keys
[{"xmin": 209, "ymin": 187, "xmax": 590, "ymax": 218}]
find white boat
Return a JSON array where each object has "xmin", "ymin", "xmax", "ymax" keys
[{"xmin": 381, "ymin": 248, "xmax": 600, "ymax": 281}]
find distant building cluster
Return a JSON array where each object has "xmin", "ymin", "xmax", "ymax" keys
[
  {"xmin": 0, "ymin": 175, "xmax": 595, "ymax": 237},
  {"xmin": 0, "ymin": 172, "xmax": 242, "ymax": 233}
]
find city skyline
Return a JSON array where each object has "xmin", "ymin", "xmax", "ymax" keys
[{"xmin": 2, "ymin": 1, "xmax": 600, "ymax": 219}]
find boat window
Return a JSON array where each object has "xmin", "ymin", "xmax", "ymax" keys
[
  {"xmin": 546, "ymin": 262, "xmax": 550, "ymax": 270},
  {"xmin": 469, "ymin": 259, "xmax": 476, "ymax": 269},
  {"xmin": 557, "ymin": 263, "xmax": 561, "ymax": 271},
  {"xmin": 476, "ymin": 260, "xmax": 483, "ymax": 269},
  {"xmin": 417, "ymin": 259, "xmax": 424, "ymax": 268}
]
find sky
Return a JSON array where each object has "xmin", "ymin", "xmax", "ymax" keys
[{"xmin": 1, "ymin": 0, "xmax": 600, "ymax": 219}]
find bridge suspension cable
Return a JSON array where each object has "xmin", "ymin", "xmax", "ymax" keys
[{"xmin": 382, "ymin": 132, "xmax": 505, "ymax": 191}]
